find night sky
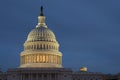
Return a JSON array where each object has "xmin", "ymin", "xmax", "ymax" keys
[{"xmin": 0, "ymin": 0, "xmax": 120, "ymax": 74}]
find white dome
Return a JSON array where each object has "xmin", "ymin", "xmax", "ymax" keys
[
  {"xmin": 26, "ymin": 26, "xmax": 56, "ymax": 42},
  {"xmin": 20, "ymin": 7, "xmax": 63, "ymax": 68}
]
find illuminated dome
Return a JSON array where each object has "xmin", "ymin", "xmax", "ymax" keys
[
  {"xmin": 26, "ymin": 27, "xmax": 56, "ymax": 42},
  {"xmin": 20, "ymin": 7, "xmax": 62, "ymax": 68}
]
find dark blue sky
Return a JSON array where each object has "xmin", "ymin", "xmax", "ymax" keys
[{"xmin": 0, "ymin": 0, "xmax": 120, "ymax": 74}]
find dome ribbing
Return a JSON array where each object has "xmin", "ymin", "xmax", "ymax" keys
[
  {"xmin": 26, "ymin": 27, "xmax": 56, "ymax": 42},
  {"xmin": 20, "ymin": 7, "xmax": 62, "ymax": 68}
]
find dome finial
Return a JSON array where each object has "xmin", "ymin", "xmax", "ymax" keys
[
  {"xmin": 40, "ymin": 6, "xmax": 44, "ymax": 16},
  {"xmin": 37, "ymin": 6, "xmax": 47, "ymax": 28}
]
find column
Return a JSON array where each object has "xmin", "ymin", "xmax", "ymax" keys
[
  {"xmin": 41, "ymin": 55, "xmax": 43, "ymax": 63},
  {"xmin": 58, "ymin": 73, "xmax": 61, "ymax": 80},
  {"xmin": 58, "ymin": 56, "xmax": 59, "ymax": 64},
  {"xmin": 37, "ymin": 54, "xmax": 39, "ymax": 63},
  {"xmin": 49, "ymin": 73, "xmax": 51, "ymax": 80},
  {"xmin": 55, "ymin": 56, "xmax": 57, "ymax": 64},
  {"xmin": 29, "ymin": 54, "xmax": 31, "ymax": 63},
  {"xmin": 52, "ymin": 55, "xmax": 53, "ymax": 63},
  {"xmin": 20, "ymin": 73, "xmax": 22, "ymax": 80},
  {"xmin": 33, "ymin": 54, "xmax": 35, "ymax": 63},
  {"xmin": 45, "ymin": 54, "xmax": 47, "ymax": 63},
  {"xmin": 26, "ymin": 55, "xmax": 28, "ymax": 64},
  {"xmin": 29, "ymin": 55, "xmax": 31, "ymax": 63},
  {"xmin": 32, "ymin": 54, "xmax": 33, "ymax": 63},
  {"xmin": 40, "ymin": 55, "xmax": 42, "ymax": 62},
  {"xmin": 42, "ymin": 55, "xmax": 43, "ymax": 63},
  {"xmin": 23, "ymin": 73, "xmax": 24, "ymax": 80},
  {"xmin": 35, "ymin": 54, "xmax": 37, "ymax": 63},
  {"xmin": 46, "ymin": 55, "xmax": 48, "ymax": 63},
  {"xmin": 53, "ymin": 55, "xmax": 55, "ymax": 63},
  {"xmin": 42, "ymin": 74, "xmax": 44, "ymax": 80},
  {"xmin": 42, "ymin": 44, "xmax": 43, "ymax": 49},
  {"xmin": 36, "ymin": 73, "xmax": 38, "ymax": 80},
  {"xmin": 48, "ymin": 54, "xmax": 50, "ymax": 63},
  {"xmin": 34, "ymin": 44, "xmax": 36, "ymax": 50},
  {"xmin": 47, "ymin": 73, "xmax": 49, "ymax": 80},
  {"xmin": 57, "ymin": 56, "xmax": 58, "ymax": 64},
  {"xmin": 26, "ymin": 55, "xmax": 28, "ymax": 63},
  {"xmin": 24, "ymin": 56, "xmax": 26, "ymax": 64},
  {"xmin": 55, "ymin": 73, "xmax": 56, "ymax": 80},
  {"xmin": 31, "ymin": 54, "xmax": 33, "ymax": 63},
  {"xmin": 23, "ymin": 56, "xmax": 25, "ymax": 64},
  {"xmin": 28, "ymin": 55, "xmax": 30, "ymax": 63},
  {"xmin": 54, "ymin": 73, "xmax": 56, "ymax": 80},
  {"xmin": 31, "ymin": 73, "xmax": 32, "ymax": 80},
  {"xmin": 56, "ymin": 56, "xmax": 58, "ymax": 64},
  {"xmin": 39, "ymin": 54, "xmax": 41, "ymax": 63},
  {"xmin": 29, "ymin": 73, "xmax": 31, "ymax": 80}
]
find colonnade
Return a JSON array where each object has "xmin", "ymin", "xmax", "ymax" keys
[
  {"xmin": 24, "ymin": 43, "xmax": 58, "ymax": 51},
  {"xmin": 21, "ymin": 54, "xmax": 62, "ymax": 65},
  {"xmin": 20, "ymin": 73, "xmax": 60, "ymax": 80}
]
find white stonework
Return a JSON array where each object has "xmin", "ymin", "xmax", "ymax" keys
[
  {"xmin": 20, "ymin": 9, "xmax": 62, "ymax": 68},
  {"xmin": 7, "ymin": 68, "xmax": 73, "ymax": 80}
]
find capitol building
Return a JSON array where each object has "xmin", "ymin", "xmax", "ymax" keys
[{"xmin": 0, "ymin": 7, "xmax": 120, "ymax": 80}]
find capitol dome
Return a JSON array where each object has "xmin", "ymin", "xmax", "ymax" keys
[
  {"xmin": 20, "ymin": 7, "xmax": 62, "ymax": 68},
  {"xmin": 26, "ymin": 26, "xmax": 56, "ymax": 42}
]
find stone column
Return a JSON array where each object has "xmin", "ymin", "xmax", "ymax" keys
[
  {"xmin": 49, "ymin": 73, "xmax": 51, "ymax": 80},
  {"xmin": 48, "ymin": 54, "xmax": 50, "ymax": 63},
  {"xmin": 55, "ymin": 73, "xmax": 56, "ymax": 80},
  {"xmin": 47, "ymin": 73, "xmax": 49, "ymax": 80},
  {"xmin": 31, "ymin": 54, "xmax": 33, "ymax": 63},
  {"xmin": 30, "ymin": 73, "xmax": 33, "ymax": 80},
  {"xmin": 41, "ymin": 55, "xmax": 43, "ymax": 63},
  {"xmin": 36, "ymin": 73, "xmax": 38, "ymax": 80},
  {"xmin": 58, "ymin": 56, "xmax": 60, "ymax": 64},
  {"xmin": 22, "ymin": 74, "xmax": 24, "ymax": 80},
  {"xmin": 30, "ymin": 54, "xmax": 31, "ymax": 63},
  {"xmin": 42, "ymin": 74, "xmax": 44, "ymax": 80},
  {"xmin": 58, "ymin": 73, "xmax": 62, "ymax": 80},
  {"xmin": 20, "ymin": 73, "xmax": 22, "ymax": 80},
  {"xmin": 56, "ymin": 73, "xmax": 58, "ymax": 80},
  {"xmin": 25, "ymin": 55, "xmax": 26, "ymax": 64},
  {"xmin": 45, "ymin": 54, "xmax": 47, "ymax": 63},
  {"xmin": 35, "ymin": 54, "xmax": 37, "ymax": 63},
  {"xmin": 27, "ymin": 54, "xmax": 30, "ymax": 63},
  {"xmin": 55, "ymin": 56, "xmax": 57, "ymax": 64},
  {"xmin": 28, "ymin": 73, "xmax": 30, "ymax": 80}
]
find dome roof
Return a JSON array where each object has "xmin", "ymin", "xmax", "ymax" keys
[
  {"xmin": 20, "ymin": 7, "xmax": 63, "ymax": 68},
  {"xmin": 26, "ymin": 26, "xmax": 56, "ymax": 42}
]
